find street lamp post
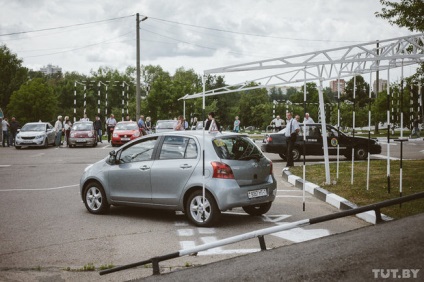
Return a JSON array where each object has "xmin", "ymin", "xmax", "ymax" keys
[{"xmin": 136, "ymin": 13, "xmax": 148, "ymax": 119}]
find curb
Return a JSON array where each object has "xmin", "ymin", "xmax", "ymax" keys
[{"xmin": 282, "ymin": 170, "xmax": 392, "ymax": 224}]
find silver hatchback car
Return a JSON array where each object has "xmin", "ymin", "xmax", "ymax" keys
[{"xmin": 80, "ymin": 131, "xmax": 277, "ymax": 226}]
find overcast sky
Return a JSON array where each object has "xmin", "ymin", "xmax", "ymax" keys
[{"xmin": 0, "ymin": 0, "xmax": 418, "ymax": 86}]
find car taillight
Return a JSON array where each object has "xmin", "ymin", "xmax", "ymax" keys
[
  {"xmin": 267, "ymin": 136, "xmax": 272, "ymax": 143},
  {"xmin": 211, "ymin": 161, "xmax": 234, "ymax": 179}
]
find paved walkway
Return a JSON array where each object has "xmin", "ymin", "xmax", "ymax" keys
[{"xmin": 139, "ymin": 213, "xmax": 424, "ymax": 281}]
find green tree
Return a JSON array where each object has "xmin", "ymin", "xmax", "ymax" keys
[
  {"xmin": 375, "ymin": 0, "xmax": 424, "ymax": 32},
  {"xmin": 239, "ymin": 83, "xmax": 270, "ymax": 129},
  {"xmin": 0, "ymin": 45, "xmax": 28, "ymax": 112},
  {"xmin": 344, "ymin": 75, "xmax": 370, "ymax": 108},
  {"xmin": 7, "ymin": 78, "xmax": 57, "ymax": 124}
]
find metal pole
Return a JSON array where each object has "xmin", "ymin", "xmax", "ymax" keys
[
  {"xmin": 302, "ymin": 69, "xmax": 306, "ymax": 211},
  {"xmin": 318, "ymin": 75, "xmax": 331, "ymax": 184},
  {"xmin": 386, "ymin": 68, "xmax": 391, "ymax": 194},
  {"xmin": 136, "ymin": 13, "xmax": 141, "ymax": 119},
  {"xmin": 367, "ymin": 72, "xmax": 372, "ymax": 190},
  {"xmin": 351, "ymin": 75, "xmax": 356, "ymax": 185}
]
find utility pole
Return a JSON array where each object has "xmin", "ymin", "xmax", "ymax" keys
[{"xmin": 136, "ymin": 13, "xmax": 148, "ymax": 119}]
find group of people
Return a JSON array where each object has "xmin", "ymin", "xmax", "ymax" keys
[
  {"xmin": 1, "ymin": 117, "xmax": 20, "ymax": 147},
  {"xmin": 280, "ymin": 112, "xmax": 315, "ymax": 169}
]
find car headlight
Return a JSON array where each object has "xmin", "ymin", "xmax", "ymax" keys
[
  {"xmin": 133, "ymin": 131, "xmax": 140, "ymax": 137},
  {"xmin": 35, "ymin": 135, "xmax": 44, "ymax": 139},
  {"xmin": 113, "ymin": 133, "xmax": 118, "ymax": 137},
  {"xmin": 16, "ymin": 135, "xmax": 22, "ymax": 140},
  {"xmin": 88, "ymin": 132, "xmax": 93, "ymax": 137}
]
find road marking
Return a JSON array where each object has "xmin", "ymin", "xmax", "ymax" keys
[
  {"xmin": 0, "ymin": 184, "xmax": 79, "ymax": 192},
  {"xmin": 372, "ymin": 154, "xmax": 400, "ymax": 160},
  {"xmin": 277, "ymin": 195, "xmax": 312, "ymax": 198},
  {"xmin": 0, "ymin": 165, "xmax": 11, "ymax": 167},
  {"xmin": 272, "ymin": 227, "xmax": 330, "ymax": 243}
]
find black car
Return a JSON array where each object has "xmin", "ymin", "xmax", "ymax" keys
[{"xmin": 261, "ymin": 123, "xmax": 382, "ymax": 161}]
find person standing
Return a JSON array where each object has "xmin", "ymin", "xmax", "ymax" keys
[
  {"xmin": 271, "ymin": 115, "xmax": 284, "ymax": 132},
  {"xmin": 233, "ymin": 116, "xmax": 240, "ymax": 132},
  {"xmin": 205, "ymin": 112, "xmax": 220, "ymax": 132},
  {"xmin": 9, "ymin": 117, "xmax": 20, "ymax": 146},
  {"xmin": 145, "ymin": 116, "xmax": 152, "ymax": 134},
  {"xmin": 174, "ymin": 115, "xmax": 185, "ymax": 131},
  {"xmin": 284, "ymin": 112, "xmax": 300, "ymax": 169},
  {"xmin": 63, "ymin": 116, "xmax": 72, "ymax": 147},
  {"xmin": 80, "ymin": 113, "xmax": 89, "ymax": 121},
  {"xmin": 94, "ymin": 115, "xmax": 103, "ymax": 143},
  {"xmin": 54, "ymin": 115, "xmax": 64, "ymax": 148},
  {"xmin": 303, "ymin": 113, "xmax": 315, "ymax": 124},
  {"xmin": 106, "ymin": 114, "xmax": 117, "ymax": 143},
  {"xmin": 138, "ymin": 115, "xmax": 147, "ymax": 135},
  {"xmin": 410, "ymin": 116, "xmax": 421, "ymax": 138},
  {"xmin": 2, "ymin": 117, "xmax": 10, "ymax": 147}
]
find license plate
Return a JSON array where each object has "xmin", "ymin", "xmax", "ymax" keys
[
  {"xmin": 121, "ymin": 138, "xmax": 130, "ymax": 141},
  {"xmin": 23, "ymin": 140, "xmax": 33, "ymax": 143},
  {"xmin": 77, "ymin": 139, "xmax": 86, "ymax": 143},
  {"xmin": 248, "ymin": 189, "xmax": 267, "ymax": 199}
]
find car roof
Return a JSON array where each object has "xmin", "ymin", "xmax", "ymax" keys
[
  {"xmin": 154, "ymin": 130, "xmax": 247, "ymax": 140},
  {"xmin": 117, "ymin": 121, "xmax": 137, "ymax": 124}
]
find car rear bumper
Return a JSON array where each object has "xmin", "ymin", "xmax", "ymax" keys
[{"xmin": 209, "ymin": 175, "xmax": 277, "ymax": 211}]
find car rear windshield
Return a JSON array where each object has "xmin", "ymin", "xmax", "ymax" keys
[{"xmin": 212, "ymin": 136, "xmax": 264, "ymax": 161}]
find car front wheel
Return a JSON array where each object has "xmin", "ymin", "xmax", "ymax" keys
[
  {"xmin": 186, "ymin": 190, "xmax": 221, "ymax": 227},
  {"xmin": 242, "ymin": 202, "xmax": 272, "ymax": 216},
  {"xmin": 84, "ymin": 182, "xmax": 110, "ymax": 214}
]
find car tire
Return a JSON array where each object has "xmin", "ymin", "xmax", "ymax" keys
[
  {"xmin": 292, "ymin": 148, "xmax": 301, "ymax": 161},
  {"xmin": 185, "ymin": 190, "xmax": 221, "ymax": 227},
  {"xmin": 83, "ymin": 182, "xmax": 110, "ymax": 214},
  {"xmin": 44, "ymin": 138, "xmax": 48, "ymax": 148},
  {"xmin": 354, "ymin": 146, "xmax": 368, "ymax": 160},
  {"xmin": 242, "ymin": 202, "xmax": 272, "ymax": 216}
]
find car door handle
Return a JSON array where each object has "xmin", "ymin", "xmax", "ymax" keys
[
  {"xmin": 139, "ymin": 165, "xmax": 150, "ymax": 171},
  {"xmin": 180, "ymin": 164, "xmax": 192, "ymax": 169}
]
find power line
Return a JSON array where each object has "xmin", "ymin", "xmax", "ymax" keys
[
  {"xmin": 0, "ymin": 15, "xmax": 134, "ymax": 37},
  {"xmin": 147, "ymin": 16, "xmax": 364, "ymax": 43}
]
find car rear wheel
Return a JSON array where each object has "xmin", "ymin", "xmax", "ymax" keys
[
  {"xmin": 15, "ymin": 146, "xmax": 21, "ymax": 149},
  {"xmin": 242, "ymin": 202, "xmax": 272, "ymax": 216},
  {"xmin": 44, "ymin": 138, "xmax": 48, "ymax": 148},
  {"xmin": 355, "ymin": 146, "xmax": 368, "ymax": 160},
  {"xmin": 84, "ymin": 182, "xmax": 110, "ymax": 214},
  {"xmin": 292, "ymin": 148, "xmax": 301, "ymax": 161},
  {"xmin": 186, "ymin": 190, "xmax": 220, "ymax": 227}
]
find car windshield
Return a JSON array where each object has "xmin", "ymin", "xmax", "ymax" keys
[
  {"xmin": 72, "ymin": 123, "xmax": 92, "ymax": 131},
  {"xmin": 21, "ymin": 123, "xmax": 45, "ymax": 131},
  {"xmin": 213, "ymin": 136, "xmax": 263, "ymax": 161},
  {"xmin": 115, "ymin": 123, "xmax": 138, "ymax": 130}
]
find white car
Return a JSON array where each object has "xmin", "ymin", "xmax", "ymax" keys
[{"xmin": 15, "ymin": 122, "xmax": 56, "ymax": 149}]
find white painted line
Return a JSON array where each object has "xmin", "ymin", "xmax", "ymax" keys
[
  {"xmin": 372, "ymin": 154, "xmax": 400, "ymax": 160},
  {"xmin": 0, "ymin": 165, "xmax": 11, "ymax": 167},
  {"xmin": 272, "ymin": 227, "xmax": 330, "ymax": 243},
  {"xmin": 0, "ymin": 184, "xmax": 79, "ymax": 192},
  {"xmin": 177, "ymin": 229, "xmax": 194, "ymax": 236},
  {"xmin": 197, "ymin": 228, "xmax": 216, "ymax": 234},
  {"xmin": 277, "ymin": 195, "xmax": 312, "ymax": 198}
]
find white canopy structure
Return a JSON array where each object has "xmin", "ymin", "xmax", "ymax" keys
[{"xmin": 181, "ymin": 34, "xmax": 424, "ymax": 187}]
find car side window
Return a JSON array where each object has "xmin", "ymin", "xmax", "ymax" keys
[
  {"xmin": 119, "ymin": 137, "xmax": 157, "ymax": 163},
  {"xmin": 159, "ymin": 136, "xmax": 195, "ymax": 160}
]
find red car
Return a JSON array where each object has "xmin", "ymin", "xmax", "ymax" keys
[{"xmin": 111, "ymin": 121, "xmax": 140, "ymax": 147}]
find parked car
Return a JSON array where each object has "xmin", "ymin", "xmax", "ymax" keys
[
  {"xmin": 154, "ymin": 120, "xmax": 178, "ymax": 133},
  {"xmin": 261, "ymin": 123, "xmax": 382, "ymax": 161},
  {"xmin": 111, "ymin": 121, "xmax": 140, "ymax": 147},
  {"xmin": 68, "ymin": 121, "xmax": 97, "ymax": 148},
  {"xmin": 15, "ymin": 122, "xmax": 56, "ymax": 149},
  {"xmin": 80, "ymin": 131, "xmax": 277, "ymax": 227}
]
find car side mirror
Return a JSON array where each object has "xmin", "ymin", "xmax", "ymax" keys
[{"xmin": 109, "ymin": 150, "xmax": 117, "ymax": 164}]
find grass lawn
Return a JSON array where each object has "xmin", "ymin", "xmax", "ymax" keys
[{"xmin": 289, "ymin": 160, "xmax": 424, "ymax": 219}]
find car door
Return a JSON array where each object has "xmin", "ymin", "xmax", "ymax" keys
[
  {"xmin": 302, "ymin": 124, "xmax": 324, "ymax": 155},
  {"xmin": 46, "ymin": 123, "xmax": 55, "ymax": 143},
  {"xmin": 150, "ymin": 136, "xmax": 199, "ymax": 206},
  {"xmin": 325, "ymin": 125, "xmax": 342, "ymax": 155},
  {"xmin": 108, "ymin": 137, "xmax": 158, "ymax": 204}
]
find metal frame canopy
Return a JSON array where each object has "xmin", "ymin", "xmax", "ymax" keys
[
  {"xmin": 181, "ymin": 33, "xmax": 424, "ymax": 185},
  {"xmin": 181, "ymin": 34, "xmax": 424, "ymax": 100}
]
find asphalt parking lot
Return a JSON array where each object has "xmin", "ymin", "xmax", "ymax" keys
[{"xmin": 0, "ymin": 139, "xmax": 414, "ymax": 281}]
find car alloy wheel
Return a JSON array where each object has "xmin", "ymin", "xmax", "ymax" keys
[
  {"xmin": 186, "ymin": 190, "xmax": 220, "ymax": 227},
  {"xmin": 84, "ymin": 183, "xmax": 109, "ymax": 214},
  {"xmin": 355, "ymin": 146, "xmax": 368, "ymax": 160}
]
